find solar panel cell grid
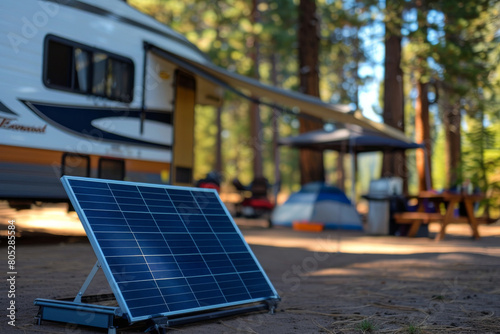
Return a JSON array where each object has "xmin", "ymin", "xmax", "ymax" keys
[{"xmin": 62, "ymin": 177, "xmax": 278, "ymax": 321}]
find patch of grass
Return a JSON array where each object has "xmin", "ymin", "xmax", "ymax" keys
[
  {"xmin": 357, "ymin": 319, "xmax": 376, "ymax": 333},
  {"xmin": 431, "ymin": 294, "xmax": 445, "ymax": 300},
  {"xmin": 405, "ymin": 323, "xmax": 422, "ymax": 334}
]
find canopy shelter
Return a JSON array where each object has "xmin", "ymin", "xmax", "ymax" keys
[
  {"xmin": 279, "ymin": 125, "xmax": 423, "ymax": 152},
  {"xmin": 279, "ymin": 125, "xmax": 425, "ymax": 202}
]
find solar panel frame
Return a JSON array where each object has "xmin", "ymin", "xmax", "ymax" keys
[{"xmin": 61, "ymin": 176, "xmax": 279, "ymax": 323}]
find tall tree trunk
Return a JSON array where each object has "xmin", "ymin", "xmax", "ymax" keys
[
  {"xmin": 414, "ymin": 0, "xmax": 432, "ymax": 192},
  {"xmin": 382, "ymin": 2, "xmax": 407, "ymax": 193},
  {"xmin": 441, "ymin": 11, "xmax": 462, "ymax": 190},
  {"xmin": 352, "ymin": 28, "xmax": 360, "ymax": 110},
  {"xmin": 250, "ymin": 0, "xmax": 263, "ymax": 178},
  {"xmin": 213, "ymin": 3, "xmax": 223, "ymax": 176},
  {"xmin": 271, "ymin": 52, "xmax": 280, "ymax": 203},
  {"xmin": 415, "ymin": 80, "xmax": 432, "ymax": 191},
  {"xmin": 298, "ymin": 0, "xmax": 324, "ymax": 185},
  {"xmin": 442, "ymin": 88, "xmax": 461, "ymax": 188}
]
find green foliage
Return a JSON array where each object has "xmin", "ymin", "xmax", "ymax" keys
[
  {"xmin": 451, "ymin": 1, "xmax": 500, "ymax": 216},
  {"xmin": 463, "ymin": 111, "xmax": 500, "ymax": 216},
  {"xmin": 318, "ymin": 0, "xmax": 372, "ymax": 107},
  {"xmin": 357, "ymin": 319, "xmax": 377, "ymax": 332},
  {"xmin": 397, "ymin": 0, "xmax": 500, "ymax": 198},
  {"xmin": 431, "ymin": 126, "xmax": 446, "ymax": 191},
  {"xmin": 405, "ymin": 323, "xmax": 422, "ymax": 334}
]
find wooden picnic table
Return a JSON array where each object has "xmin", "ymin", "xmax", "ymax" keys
[{"xmin": 394, "ymin": 191, "xmax": 484, "ymax": 241}]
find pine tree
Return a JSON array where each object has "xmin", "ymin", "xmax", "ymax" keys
[
  {"xmin": 298, "ymin": 0, "xmax": 325, "ymax": 185},
  {"xmin": 382, "ymin": 0, "xmax": 407, "ymax": 192}
]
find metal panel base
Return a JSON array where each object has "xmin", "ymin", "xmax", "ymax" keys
[
  {"xmin": 146, "ymin": 299, "xmax": 279, "ymax": 333},
  {"xmin": 34, "ymin": 298, "xmax": 122, "ymax": 334},
  {"xmin": 35, "ymin": 297, "xmax": 279, "ymax": 333}
]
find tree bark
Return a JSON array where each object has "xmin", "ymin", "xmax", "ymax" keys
[
  {"xmin": 382, "ymin": 26, "xmax": 407, "ymax": 193},
  {"xmin": 441, "ymin": 11, "xmax": 462, "ymax": 190},
  {"xmin": 415, "ymin": 80, "xmax": 432, "ymax": 191},
  {"xmin": 298, "ymin": 0, "xmax": 324, "ymax": 185},
  {"xmin": 414, "ymin": 0, "xmax": 432, "ymax": 192},
  {"xmin": 442, "ymin": 90, "xmax": 461, "ymax": 188},
  {"xmin": 250, "ymin": 0, "xmax": 263, "ymax": 178},
  {"xmin": 271, "ymin": 52, "xmax": 280, "ymax": 202}
]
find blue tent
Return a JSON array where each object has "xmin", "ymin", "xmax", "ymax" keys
[{"xmin": 271, "ymin": 182, "xmax": 363, "ymax": 230}]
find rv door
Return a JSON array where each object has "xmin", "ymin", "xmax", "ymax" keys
[{"xmin": 142, "ymin": 50, "xmax": 194, "ymax": 186}]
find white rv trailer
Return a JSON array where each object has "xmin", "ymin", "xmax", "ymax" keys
[
  {"xmin": 0, "ymin": 0, "xmax": 410, "ymax": 204},
  {"xmin": 0, "ymin": 0, "xmax": 225, "ymax": 202}
]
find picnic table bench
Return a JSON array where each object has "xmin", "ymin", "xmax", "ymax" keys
[{"xmin": 393, "ymin": 191, "xmax": 486, "ymax": 240}]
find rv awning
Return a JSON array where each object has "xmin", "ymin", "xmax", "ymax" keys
[{"xmin": 148, "ymin": 45, "xmax": 411, "ymax": 143}]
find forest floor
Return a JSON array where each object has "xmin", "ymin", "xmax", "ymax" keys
[{"xmin": 1, "ymin": 220, "xmax": 500, "ymax": 334}]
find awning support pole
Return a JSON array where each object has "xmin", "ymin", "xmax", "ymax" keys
[{"xmin": 350, "ymin": 138, "xmax": 356, "ymax": 205}]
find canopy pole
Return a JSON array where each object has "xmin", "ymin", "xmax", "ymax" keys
[
  {"xmin": 350, "ymin": 138, "xmax": 356, "ymax": 205},
  {"xmin": 271, "ymin": 53, "xmax": 280, "ymax": 205}
]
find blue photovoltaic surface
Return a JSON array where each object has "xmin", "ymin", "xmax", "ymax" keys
[{"xmin": 61, "ymin": 176, "xmax": 279, "ymax": 322}]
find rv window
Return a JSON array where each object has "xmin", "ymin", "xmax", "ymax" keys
[
  {"xmin": 44, "ymin": 36, "xmax": 134, "ymax": 103},
  {"xmin": 74, "ymin": 48, "xmax": 90, "ymax": 93},
  {"xmin": 61, "ymin": 153, "xmax": 90, "ymax": 177},
  {"xmin": 98, "ymin": 158, "xmax": 125, "ymax": 180},
  {"xmin": 107, "ymin": 58, "xmax": 134, "ymax": 103},
  {"xmin": 92, "ymin": 53, "xmax": 108, "ymax": 96},
  {"xmin": 46, "ymin": 40, "xmax": 72, "ymax": 88}
]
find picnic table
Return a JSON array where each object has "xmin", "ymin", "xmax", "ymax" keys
[{"xmin": 393, "ymin": 191, "xmax": 485, "ymax": 241}]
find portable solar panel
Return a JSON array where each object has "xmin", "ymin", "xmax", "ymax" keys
[{"xmin": 35, "ymin": 176, "xmax": 279, "ymax": 332}]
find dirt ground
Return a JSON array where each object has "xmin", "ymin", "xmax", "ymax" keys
[{"xmin": 1, "ymin": 220, "xmax": 500, "ymax": 334}]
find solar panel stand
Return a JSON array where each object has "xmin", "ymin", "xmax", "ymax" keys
[
  {"xmin": 74, "ymin": 260, "xmax": 101, "ymax": 303},
  {"xmin": 34, "ymin": 261, "xmax": 123, "ymax": 334}
]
